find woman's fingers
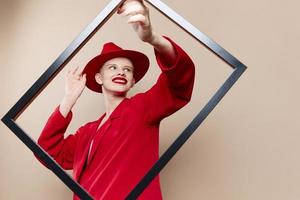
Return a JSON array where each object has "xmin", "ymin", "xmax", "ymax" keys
[
  {"xmin": 119, "ymin": 0, "xmax": 146, "ymax": 16},
  {"xmin": 71, "ymin": 66, "xmax": 79, "ymax": 75},
  {"xmin": 121, "ymin": 4, "xmax": 144, "ymax": 16},
  {"xmin": 81, "ymin": 74, "xmax": 87, "ymax": 83},
  {"xmin": 75, "ymin": 66, "xmax": 84, "ymax": 77},
  {"xmin": 66, "ymin": 67, "xmax": 84, "ymax": 81},
  {"xmin": 118, "ymin": 0, "xmax": 144, "ymax": 13},
  {"xmin": 127, "ymin": 14, "xmax": 147, "ymax": 25}
]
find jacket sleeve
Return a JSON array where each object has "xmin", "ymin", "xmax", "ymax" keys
[
  {"xmin": 36, "ymin": 106, "xmax": 81, "ymax": 170},
  {"xmin": 133, "ymin": 36, "xmax": 195, "ymax": 125}
]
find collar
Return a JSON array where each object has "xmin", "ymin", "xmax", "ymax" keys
[
  {"xmin": 97, "ymin": 97, "xmax": 129, "ymax": 122},
  {"xmin": 110, "ymin": 97, "xmax": 129, "ymax": 119}
]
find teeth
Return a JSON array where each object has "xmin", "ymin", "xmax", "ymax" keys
[
  {"xmin": 113, "ymin": 78, "xmax": 127, "ymax": 84},
  {"xmin": 114, "ymin": 80, "xmax": 125, "ymax": 83}
]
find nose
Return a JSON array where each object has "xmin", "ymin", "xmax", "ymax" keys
[{"xmin": 117, "ymin": 69, "xmax": 125, "ymax": 76}]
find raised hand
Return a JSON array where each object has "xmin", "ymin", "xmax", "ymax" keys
[
  {"xmin": 64, "ymin": 67, "xmax": 86, "ymax": 100},
  {"xmin": 59, "ymin": 67, "xmax": 86, "ymax": 117},
  {"xmin": 117, "ymin": 0, "xmax": 176, "ymax": 60},
  {"xmin": 118, "ymin": 0, "xmax": 155, "ymax": 43}
]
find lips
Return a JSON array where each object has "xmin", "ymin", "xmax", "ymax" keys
[{"xmin": 112, "ymin": 77, "xmax": 128, "ymax": 84}]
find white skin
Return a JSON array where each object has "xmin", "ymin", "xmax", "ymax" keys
[
  {"xmin": 95, "ymin": 57, "xmax": 135, "ymax": 97},
  {"xmin": 59, "ymin": 0, "xmax": 176, "ymax": 128}
]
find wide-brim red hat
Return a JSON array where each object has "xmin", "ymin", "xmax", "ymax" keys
[{"xmin": 83, "ymin": 42, "xmax": 150, "ymax": 93}]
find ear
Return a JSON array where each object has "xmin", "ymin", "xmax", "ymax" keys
[
  {"xmin": 130, "ymin": 78, "xmax": 136, "ymax": 88},
  {"xmin": 95, "ymin": 73, "xmax": 103, "ymax": 85}
]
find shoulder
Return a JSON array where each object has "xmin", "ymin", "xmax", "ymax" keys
[{"xmin": 76, "ymin": 118, "xmax": 100, "ymax": 134}]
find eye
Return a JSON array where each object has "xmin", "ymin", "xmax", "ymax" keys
[
  {"xmin": 108, "ymin": 65, "xmax": 117, "ymax": 70},
  {"xmin": 124, "ymin": 68, "xmax": 132, "ymax": 72}
]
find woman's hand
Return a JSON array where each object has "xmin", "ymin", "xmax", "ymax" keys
[
  {"xmin": 59, "ymin": 67, "xmax": 86, "ymax": 117},
  {"xmin": 118, "ymin": 0, "xmax": 155, "ymax": 43},
  {"xmin": 64, "ymin": 67, "xmax": 86, "ymax": 100},
  {"xmin": 117, "ymin": 0, "xmax": 176, "ymax": 61}
]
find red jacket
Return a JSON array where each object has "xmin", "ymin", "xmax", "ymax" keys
[{"xmin": 37, "ymin": 37, "xmax": 195, "ymax": 200}]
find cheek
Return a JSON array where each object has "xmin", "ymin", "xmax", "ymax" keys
[
  {"xmin": 102, "ymin": 71, "xmax": 113, "ymax": 80},
  {"xmin": 129, "ymin": 77, "xmax": 135, "ymax": 87},
  {"xmin": 127, "ymin": 73, "xmax": 134, "ymax": 81},
  {"xmin": 97, "ymin": 72, "xmax": 111, "ymax": 85}
]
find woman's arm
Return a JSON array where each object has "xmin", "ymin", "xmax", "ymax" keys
[
  {"xmin": 36, "ymin": 106, "xmax": 83, "ymax": 170},
  {"xmin": 36, "ymin": 67, "xmax": 86, "ymax": 169},
  {"xmin": 135, "ymin": 37, "xmax": 195, "ymax": 125},
  {"xmin": 119, "ymin": 0, "xmax": 195, "ymax": 125},
  {"xmin": 118, "ymin": 0, "xmax": 176, "ymax": 62}
]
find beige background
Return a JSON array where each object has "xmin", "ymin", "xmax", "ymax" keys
[{"xmin": 1, "ymin": 0, "xmax": 299, "ymax": 199}]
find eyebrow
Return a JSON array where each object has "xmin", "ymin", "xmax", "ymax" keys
[{"xmin": 103, "ymin": 63, "xmax": 116, "ymax": 67}]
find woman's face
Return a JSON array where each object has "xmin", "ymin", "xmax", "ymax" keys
[{"xmin": 95, "ymin": 57, "xmax": 135, "ymax": 96}]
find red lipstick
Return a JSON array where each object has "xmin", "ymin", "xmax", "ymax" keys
[{"xmin": 112, "ymin": 77, "xmax": 128, "ymax": 84}]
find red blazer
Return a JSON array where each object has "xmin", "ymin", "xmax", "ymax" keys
[{"xmin": 37, "ymin": 37, "xmax": 195, "ymax": 200}]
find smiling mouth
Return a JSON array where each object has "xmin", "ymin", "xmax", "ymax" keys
[{"xmin": 112, "ymin": 77, "xmax": 128, "ymax": 84}]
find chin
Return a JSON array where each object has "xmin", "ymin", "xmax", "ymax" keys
[
  {"xmin": 103, "ymin": 85, "xmax": 131, "ymax": 97},
  {"xmin": 111, "ymin": 91, "xmax": 127, "ymax": 98},
  {"xmin": 112, "ymin": 88, "xmax": 130, "ymax": 97}
]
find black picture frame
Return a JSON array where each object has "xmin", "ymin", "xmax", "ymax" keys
[{"xmin": 2, "ymin": 0, "xmax": 247, "ymax": 199}]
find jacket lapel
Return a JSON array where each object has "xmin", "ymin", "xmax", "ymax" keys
[
  {"xmin": 75, "ymin": 114, "xmax": 105, "ymax": 181},
  {"xmin": 86, "ymin": 98, "xmax": 129, "ymax": 165}
]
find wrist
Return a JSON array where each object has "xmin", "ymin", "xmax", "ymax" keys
[
  {"xmin": 62, "ymin": 94, "xmax": 77, "ymax": 105},
  {"xmin": 59, "ymin": 95, "xmax": 77, "ymax": 118},
  {"xmin": 147, "ymin": 32, "xmax": 160, "ymax": 46}
]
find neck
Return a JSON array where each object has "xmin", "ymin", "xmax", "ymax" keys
[{"xmin": 102, "ymin": 90, "xmax": 126, "ymax": 118}]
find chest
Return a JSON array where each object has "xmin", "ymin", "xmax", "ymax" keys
[{"xmin": 76, "ymin": 111, "xmax": 144, "ymax": 160}]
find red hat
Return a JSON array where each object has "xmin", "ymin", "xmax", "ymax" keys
[{"xmin": 83, "ymin": 42, "xmax": 150, "ymax": 93}]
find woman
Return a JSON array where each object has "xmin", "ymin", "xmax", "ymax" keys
[{"xmin": 37, "ymin": 0, "xmax": 195, "ymax": 199}]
